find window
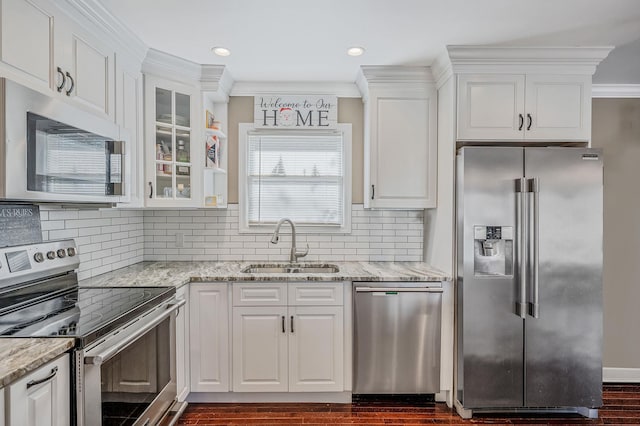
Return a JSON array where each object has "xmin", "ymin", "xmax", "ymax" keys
[{"xmin": 239, "ymin": 123, "xmax": 352, "ymax": 233}]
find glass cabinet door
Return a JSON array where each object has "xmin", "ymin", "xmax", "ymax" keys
[{"xmin": 153, "ymin": 86, "xmax": 192, "ymax": 200}]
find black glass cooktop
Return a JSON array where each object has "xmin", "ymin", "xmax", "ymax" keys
[{"xmin": 0, "ymin": 286, "xmax": 174, "ymax": 347}]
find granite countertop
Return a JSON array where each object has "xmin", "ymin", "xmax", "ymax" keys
[
  {"xmin": 78, "ymin": 261, "xmax": 451, "ymax": 288},
  {"xmin": 0, "ymin": 338, "xmax": 75, "ymax": 388}
]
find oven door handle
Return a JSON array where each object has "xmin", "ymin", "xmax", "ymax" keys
[{"xmin": 84, "ymin": 298, "xmax": 185, "ymax": 366}]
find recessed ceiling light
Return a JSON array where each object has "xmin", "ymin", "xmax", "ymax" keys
[
  {"xmin": 212, "ymin": 47, "xmax": 231, "ymax": 57},
  {"xmin": 347, "ymin": 46, "xmax": 365, "ymax": 57}
]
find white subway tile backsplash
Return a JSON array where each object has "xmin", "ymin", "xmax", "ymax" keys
[
  {"xmin": 37, "ymin": 204, "xmax": 423, "ymax": 276},
  {"xmin": 143, "ymin": 204, "xmax": 423, "ymax": 262}
]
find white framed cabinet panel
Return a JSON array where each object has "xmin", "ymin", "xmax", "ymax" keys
[
  {"xmin": 0, "ymin": 0, "xmax": 53, "ymax": 91},
  {"xmin": 457, "ymin": 73, "xmax": 591, "ymax": 142},
  {"xmin": 359, "ymin": 67, "xmax": 438, "ymax": 209},
  {"xmin": 7, "ymin": 353, "xmax": 70, "ymax": 426},
  {"xmin": 232, "ymin": 306, "xmax": 289, "ymax": 392},
  {"xmin": 289, "ymin": 306, "xmax": 344, "ymax": 392},
  {"xmin": 189, "ymin": 283, "xmax": 229, "ymax": 392},
  {"xmin": 524, "ymin": 74, "xmax": 591, "ymax": 141},
  {"xmin": 457, "ymin": 74, "xmax": 525, "ymax": 141}
]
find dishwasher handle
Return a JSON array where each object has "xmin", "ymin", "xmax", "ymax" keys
[{"xmin": 355, "ymin": 287, "xmax": 443, "ymax": 293}]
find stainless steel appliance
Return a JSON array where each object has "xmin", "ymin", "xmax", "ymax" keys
[
  {"xmin": 0, "ymin": 78, "xmax": 129, "ymax": 204},
  {"xmin": 455, "ymin": 147, "xmax": 603, "ymax": 418},
  {"xmin": 353, "ymin": 281, "xmax": 442, "ymax": 394},
  {"xmin": 0, "ymin": 239, "xmax": 186, "ymax": 425}
]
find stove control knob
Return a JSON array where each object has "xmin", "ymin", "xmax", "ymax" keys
[
  {"xmin": 46, "ymin": 251, "xmax": 56, "ymax": 260},
  {"xmin": 67, "ymin": 247, "xmax": 76, "ymax": 257},
  {"xmin": 56, "ymin": 249, "xmax": 67, "ymax": 258},
  {"xmin": 34, "ymin": 252, "xmax": 45, "ymax": 263}
]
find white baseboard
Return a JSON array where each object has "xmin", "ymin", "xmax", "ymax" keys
[
  {"xmin": 187, "ymin": 391, "xmax": 352, "ymax": 403},
  {"xmin": 603, "ymin": 367, "xmax": 640, "ymax": 383}
]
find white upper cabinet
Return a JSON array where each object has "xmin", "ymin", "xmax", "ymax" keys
[
  {"xmin": 358, "ymin": 66, "xmax": 437, "ymax": 209},
  {"xmin": 457, "ymin": 73, "xmax": 590, "ymax": 142},
  {"xmin": 144, "ymin": 75, "xmax": 201, "ymax": 207},
  {"xmin": 0, "ymin": 0, "xmax": 53, "ymax": 91},
  {"xmin": 0, "ymin": 0, "xmax": 117, "ymax": 121},
  {"xmin": 443, "ymin": 46, "xmax": 613, "ymax": 143}
]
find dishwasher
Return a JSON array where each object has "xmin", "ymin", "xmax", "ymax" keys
[{"xmin": 353, "ymin": 281, "xmax": 442, "ymax": 394}]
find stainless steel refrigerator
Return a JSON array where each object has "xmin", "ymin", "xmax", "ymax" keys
[{"xmin": 455, "ymin": 146, "xmax": 603, "ymax": 419}]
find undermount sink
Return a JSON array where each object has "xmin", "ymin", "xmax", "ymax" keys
[{"xmin": 241, "ymin": 264, "xmax": 340, "ymax": 274}]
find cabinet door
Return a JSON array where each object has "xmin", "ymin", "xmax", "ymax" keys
[
  {"xmin": 524, "ymin": 74, "xmax": 591, "ymax": 141},
  {"xmin": 366, "ymin": 87, "xmax": 437, "ymax": 209},
  {"xmin": 457, "ymin": 74, "xmax": 526, "ymax": 141},
  {"xmin": 232, "ymin": 306, "xmax": 288, "ymax": 392},
  {"xmin": 190, "ymin": 283, "xmax": 229, "ymax": 392},
  {"xmin": 8, "ymin": 354, "xmax": 70, "ymax": 426},
  {"xmin": 0, "ymin": 0, "xmax": 53, "ymax": 90},
  {"xmin": 289, "ymin": 306, "xmax": 344, "ymax": 392},
  {"xmin": 145, "ymin": 75, "xmax": 200, "ymax": 207},
  {"xmin": 175, "ymin": 285, "xmax": 190, "ymax": 401}
]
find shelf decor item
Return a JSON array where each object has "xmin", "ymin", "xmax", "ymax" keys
[
  {"xmin": 206, "ymin": 134, "xmax": 220, "ymax": 168},
  {"xmin": 206, "ymin": 110, "xmax": 220, "ymax": 129}
]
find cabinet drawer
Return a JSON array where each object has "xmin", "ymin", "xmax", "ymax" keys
[
  {"xmin": 288, "ymin": 282, "xmax": 344, "ymax": 306},
  {"xmin": 233, "ymin": 282, "xmax": 288, "ymax": 306}
]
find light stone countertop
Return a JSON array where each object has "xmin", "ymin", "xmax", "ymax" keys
[
  {"xmin": 0, "ymin": 261, "xmax": 448, "ymax": 388},
  {"xmin": 78, "ymin": 261, "xmax": 451, "ymax": 288},
  {"xmin": 0, "ymin": 338, "xmax": 75, "ymax": 388}
]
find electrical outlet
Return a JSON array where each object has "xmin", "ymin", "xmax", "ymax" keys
[{"xmin": 175, "ymin": 232, "xmax": 185, "ymax": 248}]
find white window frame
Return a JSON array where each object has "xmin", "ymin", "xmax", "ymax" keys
[{"xmin": 238, "ymin": 123, "xmax": 352, "ymax": 234}]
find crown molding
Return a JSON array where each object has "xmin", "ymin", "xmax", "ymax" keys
[
  {"xmin": 62, "ymin": 0, "xmax": 148, "ymax": 63},
  {"xmin": 230, "ymin": 81, "xmax": 360, "ymax": 98},
  {"xmin": 201, "ymin": 65, "xmax": 234, "ymax": 102},
  {"xmin": 431, "ymin": 50, "xmax": 454, "ymax": 89},
  {"xmin": 592, "ymin": 84, "xmax": 640, "ymax": 98},
  {"xmin": 356, "ymin": 66, "xmax": 435, "ymax": 100},
  {"xmin": 446, "ymin": 45, "xmax": 614, "ymax": 75},
  {"xmin": 142, "ymin": 48, "xmax": 203, "ymax": 82}
]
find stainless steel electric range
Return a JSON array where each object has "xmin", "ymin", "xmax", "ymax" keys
[{"xmin": 0, "ymin": 239, "xmax": 186, "ymax": 426}]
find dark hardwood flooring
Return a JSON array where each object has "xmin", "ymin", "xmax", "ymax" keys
[{"xmin": 177, "ymin": 384, "xmax": 640, "ymax": 425}]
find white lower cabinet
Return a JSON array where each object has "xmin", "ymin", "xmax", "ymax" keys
[
  {"xmin": 231, "ymin": 282, "xmax": 344, "ymax": 393},
  {"xmin": 6, "ymin": 353, "xmax": 70, "ymax": 426},
  {"xmin": 189, "ymin": 282, "xmax": 229, "ymax": 392}
]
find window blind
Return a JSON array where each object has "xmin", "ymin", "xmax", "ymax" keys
[{"xmin": 247, "ymin": 132, "xmax": 344, "ymax": 226}]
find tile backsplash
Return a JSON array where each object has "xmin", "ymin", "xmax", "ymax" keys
[
  {"xmin": 143, "ymin": 204, "xmax": 423, "ymax": 263},
  {"xmin": 37, "ymin": 204, "xmax": 423, "ymax": 279},
  {"xmin": 40, "ymin": 207, "xmax": 144, "ymax": 280}
]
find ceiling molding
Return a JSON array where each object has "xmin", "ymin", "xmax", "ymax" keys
[
  {"xmin": 357, "ymin": 66, "xmax": 436, "ymax": 100},
  {"xmin": 63, "ymin": 0, "xmax": 148, "ymax": 63},
  {"xmin": 431, "ymin": 50, "xmax": 454, "ymax": 89},
  {"xmin": 201, "ymin": 65, "xmax": 234, "ymax": 102},
  {"xmin": 446, "ymin": 45, "xmax": 614, "ymax": 75},
  {"xmin": 592, "ymin": 84, "xmax": 640, "ymax": 98},
  {"xmin": 230, "ymin": 82, "xmax": 361, "ymax": 98},
  {"xmin": 142, "ymin": 48, "xmax": 202, "ymax": 83}
]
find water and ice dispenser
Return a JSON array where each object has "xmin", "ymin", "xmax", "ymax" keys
[{"xmin": 473, "ymin": 226, "xmax": 513, "ymax": 276}]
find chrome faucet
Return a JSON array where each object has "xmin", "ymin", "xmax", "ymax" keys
[{"xmin": 271, "ymin": 218, "xmax": 309, "ymax": 263}]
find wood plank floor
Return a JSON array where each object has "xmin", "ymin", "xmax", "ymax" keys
[{"xmin": 177, "ymin": 384, "xmax": 640, "ymax": 425}]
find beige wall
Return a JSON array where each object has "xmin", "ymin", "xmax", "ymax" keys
[
  {"xmin": 226, "ymin": 96, "xmax": 364, "ymax": 204},
  {"xmin": 592, "ymin": 98, "xmax": 640, "ymax": 369}
]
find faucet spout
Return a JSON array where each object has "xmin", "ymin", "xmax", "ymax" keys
[{"xmin": 270, "ymin": 218, "xmax": 309, "ymax": 263}]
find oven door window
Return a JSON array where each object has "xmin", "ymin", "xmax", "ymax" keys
[
  {"xmin": 100, "ymin": 316, "xmax": 172, "ymax": 425},
  {"xmin": 26, "ymin": 112, "xmax": 124, "ymax": 196}
]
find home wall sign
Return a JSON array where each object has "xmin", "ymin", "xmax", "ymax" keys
[{"xmin": 254, "ymin": 95, "xmax": 338, "ymax": 129}]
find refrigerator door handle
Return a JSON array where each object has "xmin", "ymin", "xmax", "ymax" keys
[
  {"xmin": 528, "ymin": 177, "xmax": 540, "ymax": 318},
  {"xmin": 515, "ymin": 178, "xmax": 528, "ymax": 319}
]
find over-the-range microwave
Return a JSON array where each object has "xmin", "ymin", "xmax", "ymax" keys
[{"xmin": 0, "ymin": 78, "xmax": 129, "ymax": 204}]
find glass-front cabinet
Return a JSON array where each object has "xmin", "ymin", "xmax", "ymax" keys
[{"xmin": 145, "ymin": 76, "xmax": 200, "ymax": 206}]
